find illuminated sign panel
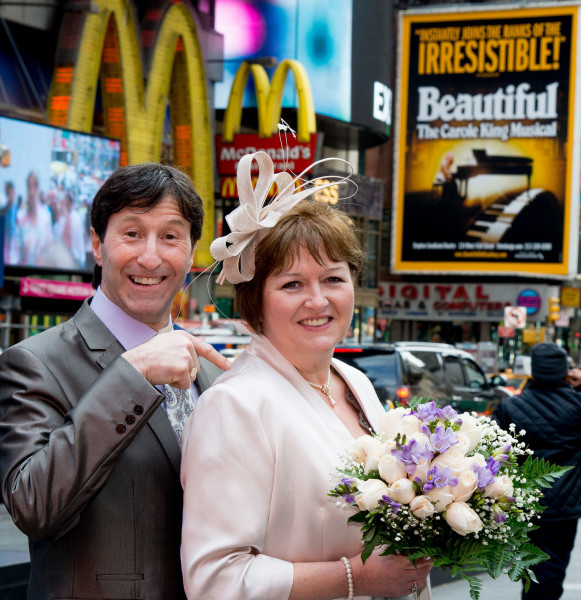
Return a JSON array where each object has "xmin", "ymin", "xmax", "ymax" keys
[
  {"xmin": 393, "ymin": 5, "xmax": 580, "ymax": 277},
  {"xmin": 47, "ymin": 0, "xmax": 215, "ymax": 267},
  {"xmin": 216, "ymin": 58, "xmax": 318, "ymax": 199},
  {"xmin": 214, "ymin": 0, "xmax": 392, "ymax": 139}
]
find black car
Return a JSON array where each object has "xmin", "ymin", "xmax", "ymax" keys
[{"xmin": 334, "ymin": 341, "xmax": 509, "ymax": 414}]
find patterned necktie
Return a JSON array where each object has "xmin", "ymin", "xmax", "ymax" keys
[{"xmin": 164, "ymin": 384, "xmax": 196, "ymax": 440}]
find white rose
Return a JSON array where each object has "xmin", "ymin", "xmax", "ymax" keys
[
  {"xmin": 395, "ymin": 415, "xmax": 422, "ymax": 438},
  {"xmin": 345, "ymin": 435, "xmax": 384, "ymax": 473},
  {"xmin": 454, "ymin": 432, "xmax": 473, "ymax": 454},
  {"xmin": 388, "ymin": 478, "xmax": 416, "ymax": 504},
  {"xmin": 457, "ymin": 414, "xmax": 484, "ymax": 453},
  {"xmin": 411, "ymin": 458, "xmax": 431, "ymax": 483},
  {"xmin": 355, "ymin": 478, "xmax": 390, "ymax": 511},
  {"xmin": 451, "ymin": 470, "xmax": 478, "ymax": 502},
  {"xmin": 484, "ymin": 474, "xmax": 514, "ymax": 499},
  {"xmin": 378, "ymin": 454, "xmax": 407, "ymax": 484},
  {"xmin": 426, "ymin": 484, "xmax": 455, "ymax": 512},
  {"xmin": 382, "ymin": 439, "xmax": 397, "ymax": 454},
  {"xmin": 405, "ymin": 432, "xmax": 430, "ymax": 449},
  {"xmin": 378, "ymin": 407, "xmax": 408, "ymax": 439},
  {"xmin": 431, "ymin": 447, "xmax": 468, "ymax": 475},
  {"xmin": 445, "ymin": 501, "xmax": 483, "ymax": 536},
  {"xmin": 464, "ymin": 453, "xmax": 486, "ymax": 470},
  {"xmin": 410, "ymin": 495, "xmax": 435, "ymax": 519}
]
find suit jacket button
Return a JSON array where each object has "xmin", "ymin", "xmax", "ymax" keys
[
  {"xmin": 125, "ymin": 414, "xmax": 136, "ymax": 425},
  {"xmin": 116, "ymin": 424, "xmax": 127, "ymax": 434},
  {"xmin": 134, "ymin": 404, "xmax": 144, "ymax": 415}
]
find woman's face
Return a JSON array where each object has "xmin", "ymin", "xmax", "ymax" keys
[{"xmin": 261, "ymin": 245, "xmax": 354, "ymax": 370}]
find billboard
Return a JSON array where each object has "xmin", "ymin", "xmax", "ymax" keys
[
  {"xmin": 47, "ymin": 0, "xmax": 215, "ymax": 267},
  {"xmin": 0, "ymin": 114, "xmax": 120, "ymax": 273},
  {"xmin": 393, "ymin": 4, "xmax": 580, "ymax": 276},
  {"xmin": 214, "ymin": 0, "xmax": 393, "ymax": 138}
]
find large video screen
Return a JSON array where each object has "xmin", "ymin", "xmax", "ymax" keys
[{"xmin": 0, "ymin": 115, "xmax": 120, "ymax": 273}]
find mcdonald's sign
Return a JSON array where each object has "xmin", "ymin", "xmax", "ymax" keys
[
  {"xmin": 216, "ymin": 59, "xmax": 318, "ymax": 192},
  {"xmin": 46, "ymin": 0, "xmax": 215, "ymax": 267}
]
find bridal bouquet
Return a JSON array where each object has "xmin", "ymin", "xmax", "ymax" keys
[{"xmin": 329, "ymin": 397, "xmax": 572, "ymax": 600}]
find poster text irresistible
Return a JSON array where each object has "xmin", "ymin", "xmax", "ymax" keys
[{"xmin": 393, "ymin": 6, "xmax": 579, "ymax": 275}]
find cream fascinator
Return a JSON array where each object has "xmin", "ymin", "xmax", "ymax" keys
[{"xmin": 211, "ymin": 151, "xmax": 353, "ymax": 285}]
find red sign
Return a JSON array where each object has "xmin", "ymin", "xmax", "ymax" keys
[
  {"xmin": 20, "ymin": 277, "xmax": 94, "ymax": 301},
  {"xmin": 216, "ymin": 133, "xmax": 318, "ymax": 176},
  {"xmin": 497, "ymin": 326, "xmax": 515, "ymax": 338}
]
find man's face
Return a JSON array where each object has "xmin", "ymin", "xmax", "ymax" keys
[{"xmin": 91, "ymin": 196, "xmax": 196, "ymax": 330}]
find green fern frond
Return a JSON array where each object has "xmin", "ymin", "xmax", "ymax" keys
[
  {"xmin": 485, "ymin": 544, "xmax": 514, "ymax": 580},
  {"xmin": 520, "ymin": 456, "xmax": 574, "ymax": 488},
  {"xmin": 466, "ymin": 575, "xmax": 483, "ymax": 600},
  {"xmin": 507, "ymin": 543, "xmax": 550, "ymax": 581}
]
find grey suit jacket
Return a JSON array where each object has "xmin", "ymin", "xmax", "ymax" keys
[{"xmin": 0, "ymin": 300, "xmax": 222, "ymax": 600}]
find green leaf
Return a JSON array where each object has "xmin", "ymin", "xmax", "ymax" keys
[
  {"xmin": 466, "ymin": 575, "xmax": 483, "ymax": 600},
  {"xmin": 520, "ymin": 456, "xmax": 574, "ymax": 489}
]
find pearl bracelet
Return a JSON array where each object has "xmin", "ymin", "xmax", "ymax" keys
[{"xmin": 340, "ymin": 556, "xmax": 354, "ymax": 600}]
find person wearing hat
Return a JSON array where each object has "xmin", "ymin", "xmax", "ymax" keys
[{"xmin": 493, "ymin": 342, "xmax": 581, "ymax": 600}]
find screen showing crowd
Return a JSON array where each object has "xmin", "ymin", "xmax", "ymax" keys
[{"xmin": 0, "ymin": 115, "xmax": 120, "ymax": 273}]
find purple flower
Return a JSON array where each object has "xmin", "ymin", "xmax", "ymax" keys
[
  {"xmin": 334, "ymin": 478, "xmax": 356, "ymax": 504},
  {"xmin": 493, "ymin": 504, "xmax": 508, "ymax": 523},
  {"xmin": 438, "ymin": 405, "xmax": 459, "ymax": 421},
  {"xmin": 486, "ymin": 457, "xmax": 502, "ymax": 476},
  {"xmin": 491, "ymin": 444, "xmax": 511, "ymax": 464},
  {"xmin": 392, "ymin": 439, "xmax": 434, "ymax": 475},
  {"xmin": 380, "ymin": 494, "xmax": 402, "ymax": 515},
  {"xmin": 423, "ymin": 465, "xmax": 459, "ymax": 492},
  {"xmin": 415, "ymin": 401, "xmax": 440, "ymax": 422},
  {"xmin": 427, "ymin": 426, "xmax": 458, "ymax": 455},
  {"xmin": 472, "ymin": 464, "xmax": 495, "ymax": 489}
]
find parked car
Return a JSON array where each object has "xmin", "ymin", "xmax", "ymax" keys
[{"xmin": 333, "ymin": 341, "xmax": 510, "ymax": 415}]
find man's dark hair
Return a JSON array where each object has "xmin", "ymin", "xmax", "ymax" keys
[{"xmin": 90, "ymin": 163, "xmax": 204, "ymax": 288}]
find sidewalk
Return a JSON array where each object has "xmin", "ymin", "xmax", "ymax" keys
[{"xmin": 432, "ymin": 525, "xmax": 581, "ymax": 600}]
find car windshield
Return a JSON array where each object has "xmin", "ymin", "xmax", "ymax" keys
[{"xmin": 334, "ymin": 350, "xmax": 398, "ymax": 387}]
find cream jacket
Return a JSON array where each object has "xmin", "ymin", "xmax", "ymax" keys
[{"xmin": 181, "ymin": 335, "xmax": 431, "ymax": 600}]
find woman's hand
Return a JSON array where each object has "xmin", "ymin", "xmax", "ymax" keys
[{"xmin": 350, "ymin": 548, "xmax": 433, "ymax": 597}]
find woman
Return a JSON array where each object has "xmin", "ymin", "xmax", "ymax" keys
[{"xmin": 180, "ymin": 153, "xmax": 432, "ymax": 600}]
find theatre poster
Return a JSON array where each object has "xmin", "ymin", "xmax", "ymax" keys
[{"xmin": 392, "ymin": 4, "xmax": 581, "ymax": 277}]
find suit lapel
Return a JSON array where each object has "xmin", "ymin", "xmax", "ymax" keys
[
  {"xmin": 149, "ymin": 406, "xmax": 182, "ymax": 475},
  {"xmin": 75, "ymin": 300, "xmax": 183, "ymax": 475}
]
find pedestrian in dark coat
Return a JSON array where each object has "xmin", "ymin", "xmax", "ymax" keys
[{"xmin": 493, "ymin": 342, "xmax": 581, "ymax": 600}]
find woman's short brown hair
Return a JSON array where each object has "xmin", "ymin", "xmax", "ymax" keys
[{"xmin": 235, "ymin": 199, "xmax": 364, "ymax": 335}]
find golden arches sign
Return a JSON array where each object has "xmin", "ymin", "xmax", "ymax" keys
[
  {"xmin": 222, "ymin": 59, "xmax": 316, "ymax": 143},
  {"xmin": 47, "ymin": 0, "xmax": 214, "ymax": 266}
]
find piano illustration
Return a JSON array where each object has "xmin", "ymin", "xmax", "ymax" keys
[
  {"xmin": 465, "ymin": 187, "xmax": 561, "ymax": 246},
  {"xmin": 454, "ymin": 149, "xmax": 533, "ymax": 200}
]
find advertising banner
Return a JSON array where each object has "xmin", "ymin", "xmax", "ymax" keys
[
  {"xmin": 393, "ymin": 5, "xmax": 580, "ymax": 276},
  {"xmin": 19, "ymin": 278, "xmax": 94, "ymax": 301},
  {"xmin": 378, "ymin": 282, "xmax": 555, "ymax": 322}
]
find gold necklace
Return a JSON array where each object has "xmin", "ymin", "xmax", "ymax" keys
[{"xmin": 305, "ymin": 368, "xmax": 336, "ymax": 407}]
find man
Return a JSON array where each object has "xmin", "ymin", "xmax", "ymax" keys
[
  {"xmin": 493, "ymin": 342, "xmax": 581, "ymax": 600},
  {"xmin": 0, "ymin": 163, "xmax": 231, "ymax": 599}
]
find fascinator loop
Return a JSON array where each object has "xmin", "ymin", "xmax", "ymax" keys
[{"xmin": 211, "ymin": 151, "xmax": 353, "ymax": 285}]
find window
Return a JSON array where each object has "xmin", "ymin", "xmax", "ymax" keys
[
  {"xmin": 401, "ymin": 350, "xmax": 444, "ymax": 398},
  {"xmin": 463, "ymin": 358, "xmax": 486, "ymax": 389},
  {"xmin": 443, "ymin": 356, "xmax": 465, "ymax": 387}
]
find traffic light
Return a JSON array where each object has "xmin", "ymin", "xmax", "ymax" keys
[{"xmin": 547, "ymin": 296, "xmax": 560, "ymax": 323}]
